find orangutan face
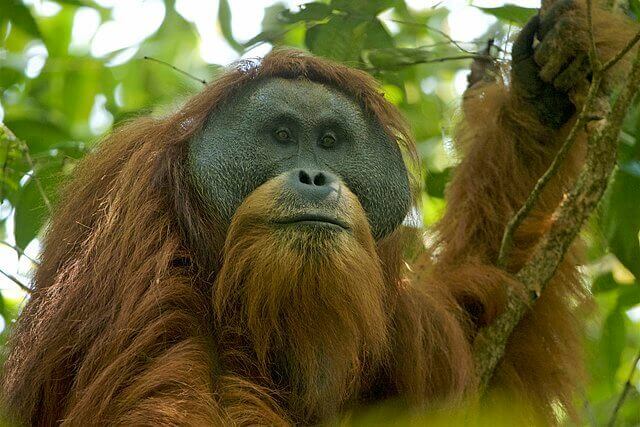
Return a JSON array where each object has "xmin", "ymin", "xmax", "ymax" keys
[{"xmin": 188, "ymin": 77, "xmax": 411, "ymax": 241}]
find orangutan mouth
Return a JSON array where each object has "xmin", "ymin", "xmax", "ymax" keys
[{"xmin": 276, "ymin": 213, "xmax": 349, "ymax": 230}]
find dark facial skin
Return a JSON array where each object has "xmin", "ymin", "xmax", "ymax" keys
[{"xmin": 188, "ymin": 77, "xmax": 411, "ymax": 240}]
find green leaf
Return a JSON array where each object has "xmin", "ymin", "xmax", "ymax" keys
[
  {"xmin": 617, "ymin": 284, "xmax": 640, "ymax": 309},
  {"xmin": 363, "ymin": 19, "xmax": 393, "ymax": 49},
  {"xmin": 41, "ymin": 58, "xmax": 110, "ymax": 135},
  {"xmin": 39, "ymin": 6, "xmax": 75, "ymax": 57},
  {"xmin": 243, "ymin": 29, "xmax": 284, "ymax": 50},
  {"xmin": 54, "ymin": 0, "xmax": 87, "ymax": 6},
  {"xmin": 306, "ymin": 16, "xmax": 392, "ymax": 62},
  {"xmin": 425, "ymin": 167, "xmax": 452, "ymax": 198},
  {"xmin": 15, "ymin": 179, "xmax": 45, "ymax": 249},
  {"xmin": 601, "ymin": 305, "xmax": 626, "ymax": 384},
  {"xmin": 243, "ymin": 4, "xmax": 289, "ymax": 49},
  {"xmin": 0, "ymin": 137, "xmax": 24, "ymax": 204},
  {"xmin": 306, "ymin": 16, "xmax": 366, "ymax": 62},
  {"xmin": 476, "ymin": 4, "xmax": 537, "ymax": 26},
  {"xmin": 218, "ymin": 0, "xmax": 243, "ymax": 53},
  {"xmin": 630, "ymin": 0, "xmax": 640, "ymax": 20},
  {"xmin": 381, "ymin": 84, "xmax": 403, "ymax": 104},
  {"xmin": 602, "ymin": 169, "xmax": 640, "ymax": 279},
  {"xmin": 261, "ymin": 3, "xmax": 287, "ymax": 31},
  {"xmin": 0, "ymin": 66, "xmax": 24, "ymax": 89},
  {"xmin": 0, "ymin": 0, "xmax": 41, "ymax": 38},
  {"xmin": 14, "ymin": 161, "xmax": 63, "ymax": 248},
  {"xmin": 331, "ymin": 0, "xmax": 397, "ymax": 15},
  {"xmin": 3, "ymin": 119, "xmax": 71, "ymax": 154},
  {"xmin": 279, "ymin": 3, "xmax": 332, "ymax": 24},
  {"xmin": 592, "ymin": 272, "xmax": 619, "ymax": 294}
]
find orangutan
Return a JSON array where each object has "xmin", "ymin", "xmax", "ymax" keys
[{"xmin": 2, "ymin": 0, "xmax": 636, "ymax": 424}]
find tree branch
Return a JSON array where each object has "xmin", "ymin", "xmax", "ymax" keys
[
  {"xmin": 497, "ymin": 73, "xmax": 603, "ymax": 268},
  {"xmin": 0, "ymin": 269, "xmax": 32, "ymax": 294},
  {"xmin": 602, "ymin": 29, "xmax": 640, "ymax": 72},
  {"xmin": 143, "ymin": 56, "xmax": 207, "ymax": 85},
  {"xmin": 586, "ymin": 0, "xmax": 601, "ymax": 70},
  {"xmin": 0, "ymin": 241, "xmax": 39, "ymax": 265},
  {"xmin": 474, "ymin": 9, "xmax": 640, "ymax": 390},
  {"xmin": 385, "ymin": 18, "xmax": 477, "ymax": 55}
]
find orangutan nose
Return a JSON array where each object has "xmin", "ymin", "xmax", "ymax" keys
[{"xmin": 287, "ymin": 169, "xmax": 339, "ymax": 202}]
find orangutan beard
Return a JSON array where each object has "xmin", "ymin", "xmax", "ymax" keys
[{"xmin": 212, "ymin": 177, "xmax": 390, "ymax": 420}]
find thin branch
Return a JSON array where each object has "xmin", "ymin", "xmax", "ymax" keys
[
  {"xmin": 143, "ymin": 56, "xmax": 207, "ymax": 85},
  {"xmin": 414, "ymin": 54, "xmax": 491, "ymax": 64},
  {"xmin": 243, "ymin": 25, "xmax": 301, "ymax": 52},
  {"xmin": 385, "ymin": 18, "xmax": 477, "ymax": 54},
  {"xmin": 416, "ymin": 40, "xmax": 482, "ymax": 50},
  {"xmin": 343, "ymin": 10, "xmax": 478, "ymax": 55},
  {"xmin": 365, "ymin": 54, "xmax": 493, "ymax": 73},
  {"xmin": 497, "ymin": 73, "xmax": 603, "ymax": 268},
  {"xmin": 583, "ymin": 395, "xmax": 598, "ymax": 427},
  {"xmin": 0, "ymin": 241, "xmax": 39, "ymax": 265},
  {"xmin": 602, "ymin": 29, "xmax": 640, "ymax": 72},
  {"xmin": 0, "ymin": 269, "xmax": 32, "ymax": 293},
  {"xmin": 586, "ymin": 0, "xmax": 601, "ymax": 71},
  {"xmin": 497, "ymin": 0, "xmax": 611, "ymax": 268},
  {"xmin": 607, "ymin": 347, "xmax": 640, "ymax": 427},
  {"xmin": 475, "ymin": 27, "xmax": 640, "ymax": 392},
  {"xmin": 0, "ymin": 124, "xmax": 52, "ymax": 213}
]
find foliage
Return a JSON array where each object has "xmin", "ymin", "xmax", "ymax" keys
[{"xmin": 0, "ymin": 0, "xmax": 638, "ymax": 424}]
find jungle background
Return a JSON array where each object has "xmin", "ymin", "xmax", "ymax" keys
[{"xmin": 0, "ymin": 0, "xmax": 638, "ymax": 425}]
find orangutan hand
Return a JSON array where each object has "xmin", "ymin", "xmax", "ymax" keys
[{"xmin": 512, "ymin": 0, "xmax": 592, "ymax": 129}]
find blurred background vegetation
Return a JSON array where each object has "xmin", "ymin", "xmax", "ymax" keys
[{"xmin": 0, "ymin": 0, "xmax": 639, "ymax": 425}]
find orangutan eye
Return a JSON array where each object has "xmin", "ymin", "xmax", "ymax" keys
[
  {"xmin": 275, "ymin": 128, "xmax": 291, "ymax": 141},
  {"xmin": 320, "ymin": 133, "xmax": 336, "ymax": 148}
]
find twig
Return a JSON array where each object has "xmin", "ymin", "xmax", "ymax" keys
[
  {"xmin": 343, "ymin": 10, "xmax": 478, "ymax": 55},
  {"xmin": 0, "ymin": 241, "xmax": 39, "ymax": 265},
  {"xmin": 0, "ymin": 124, "xmax": 52, "ymax": 213},
  {"xmin": 583, "ymin": 395, "xmax": 598, "ymax": 427},
  {"xmin": 0, "ymin": 269, "xmax": 32, "ymax": 293},
  {"xmin": 386, "ymin": 18, "xmax": 477, "ymax": 54},
  {"xmin": 417, "ymin": 40, "xmax": 483, "ymax": 50},
  {"xmin": 497, "ymin": 73, "xmax": 603, "ymax": 268},
  {"xmin": 414, "ymin": 54, "xmax": 490, "ymax": 64},
  {"xmin": 366, "ymin": 54, "xmax": 493, "ymax": 73},
  {"xmin": 586, "ymin": 0, "xmax": 601, "ymax": 70},
  {"xmin": 602, "ymin": 29, "xmax": 640, "ymax": 72},
  {"xmin": 497, "ymin": 0, "xmax": 607, "ymax": 268},
  {"xmin": 474, "ymin": 24, "xmax": 640, "ymax": 392},
  {"xmin": 607, "ymin": 347, "xmax": 640, "ymax": 427},
  {"xmin": 143, "ymin": 56, "xmax": 207, "ymax": 85}
]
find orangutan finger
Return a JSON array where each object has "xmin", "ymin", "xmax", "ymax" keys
[{"xmin": 553, "ymin": 54, "xmax": 590, "ymax": 91}]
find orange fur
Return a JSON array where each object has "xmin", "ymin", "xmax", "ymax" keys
[
  {"xmin": 1, "ymin": 3, "xmax": 636, "ymax": 424},
  {"xmin": 1, "ymin": 50, "xmax": 461, "ymax": 425},
  {"xmin": 420, "ymin": 2, "xmax": 637, "ymax": 421},
  {"xmin": 421, "ymin": 82, "xmax": 590, "ymax": 423}
]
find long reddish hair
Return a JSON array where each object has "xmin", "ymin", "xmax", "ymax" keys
[{"xmin": 2, "ymin": 49, "xmax": 455, "ymax": 425}]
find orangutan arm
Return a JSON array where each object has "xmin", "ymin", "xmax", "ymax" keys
[
  {"xmin": 415, "ymin": 0, "xmax": 637, "ymax": 420},
  {"xmin": 55, "ymin": 276, "xmax": 289, "ymax": 426}
]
